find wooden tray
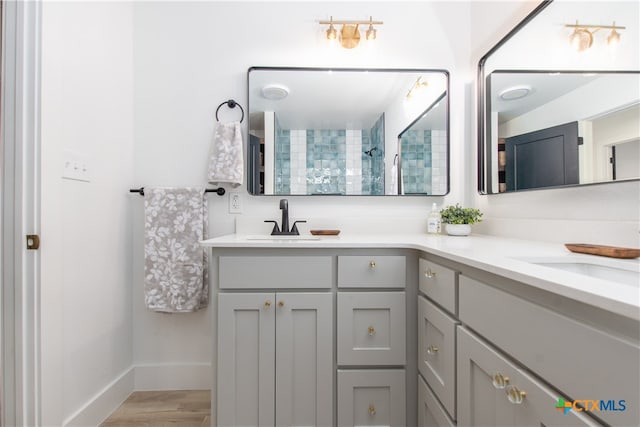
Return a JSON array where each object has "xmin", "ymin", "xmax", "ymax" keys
[
  {"xmin": 565, "ymin": 243, "xmax": 640, "ymax": 259},
  {"xmin": 310, "ymin": 229, "xmax": 340, "ymax": 236}
]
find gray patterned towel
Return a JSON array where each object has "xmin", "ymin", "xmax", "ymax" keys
[
  {"xmin": 207, "ymin": 121, "xmax": 244, "ymax": 187},
  {"xmin": 144, "ymin": 187, "xmax": 208, "ymax": 312}
]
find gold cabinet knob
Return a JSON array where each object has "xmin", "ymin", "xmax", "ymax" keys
[
  {"xmin": 368, "ymin": 326, "xmax": 376, "ymax": 336},
  {"xmin": 368, "ymin": 404, "xmax": 376, "ymax": 416},
  {"xmin": 424, "ymin": 268, "xmax": 436, "ymax": 279},
  {"xmin": 427, "ymin": 345, "xmax": 439, "ymax": 355},
  {"xmin": 506, "ymin": 386, "xmax": 526, "ymax": 404},
  {"xmin": 369, "ymin": 260, "xmax": 376, "ymax": 268},
  {"xmin": 492, "ymin": 373, "xmax": 510, "ymax": 389},
  {"xmin": 264, "ymin": 300, "xmax": 272, "ymax": 308},
  {"xmin": 278, "ymin": 300, "xmax": 285, "ymax": 308}
]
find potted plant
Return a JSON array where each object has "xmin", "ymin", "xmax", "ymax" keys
[{"xmin": 440, "ymin": 204, "xmax": 483, "ymax": 236}]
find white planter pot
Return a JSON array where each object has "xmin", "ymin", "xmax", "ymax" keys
[{"xmin": 445, "ymin": 224, "xmax": 471, "ymax": 236}]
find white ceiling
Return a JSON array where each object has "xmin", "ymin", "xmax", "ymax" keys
[
  {"xmin": 490, "ymin": 72, "xmax": 640, "ymax": 124},
  {"xmin": 249, "ymin": 69, "xmax": 446, "ymax": 130}
]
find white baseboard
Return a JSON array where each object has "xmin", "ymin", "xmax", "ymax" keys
[
  {"xmin": 134, "ymin": 363, "xmax": 211, "ymax": 390},
  {"xmin": 63, "ymin": 367, "xmax": 135, "ymax": 427},
  {"xmin": 62, "ymin": 363, "xmax": 211, "ymax": 426}
]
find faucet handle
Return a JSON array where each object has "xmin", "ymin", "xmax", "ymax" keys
[
  {"xmin": 290, "ymin": 220, "xmax": 306, "ymax": 235},
  {"xmin": 264, "ymin": 220, "xmax": 281, "ymax": 235}
]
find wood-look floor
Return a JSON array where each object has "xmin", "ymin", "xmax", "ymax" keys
[{"xmin": 100, "ymin": 390, "xmax": 211, "ymax": 426}]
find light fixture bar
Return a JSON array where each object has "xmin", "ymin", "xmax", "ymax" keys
[
  {"xmin": 319, "ymin": 19, "xmax": 383, "ymax": 25},
  {"xmin": 565, "ymin": 23, "xmax": 625, "ymax": 30}
]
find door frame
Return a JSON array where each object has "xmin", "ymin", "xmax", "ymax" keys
[{"xmin": 1, "ymin": 0, "xmax": 41, "ymax": 425}]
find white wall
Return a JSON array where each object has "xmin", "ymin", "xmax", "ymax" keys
[
  {"xmin": 40, "ymin": 2, "xmax": 135, "ymax": 425},
  {"xmin": 131, "ymin": 0, "xmax": 471, "ymax": 384},
  {"xmin": 470, "ymin": 1, "xmax": 640, "ymax": 247}
]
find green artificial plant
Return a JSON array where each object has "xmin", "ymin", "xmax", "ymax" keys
[{"xmin": 440, "ymin": 204, "xmax": 483, "ymax": 225}]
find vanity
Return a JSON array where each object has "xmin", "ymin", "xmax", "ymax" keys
[{"xmin": 202, "ymin": 233, "xmax": 639, "ymax": 427}]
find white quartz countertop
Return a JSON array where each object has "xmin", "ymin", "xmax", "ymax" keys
[{"xmin": 201, "ymin": 233, "xmax": 640, "ymax": 321}]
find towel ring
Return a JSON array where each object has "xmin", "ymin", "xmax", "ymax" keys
[{"xmin": 215, "ymin": 99, "xmax": 244, "ymax": 123}]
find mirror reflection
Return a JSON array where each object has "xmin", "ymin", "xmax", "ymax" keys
[
  {"xmin": 397, "ymin": 92, "xmax": 448, "ymax": 195},
  {"xmin": 248, "ymin": 67, "xmax": 449, "ymax": 195},
  {"xmin": 478, "ymin": 0, "xmax": 640, "ymax": 194},
  {"xmin": 489, "ymin": 71, "xmax": 639, "ymax": 192}
]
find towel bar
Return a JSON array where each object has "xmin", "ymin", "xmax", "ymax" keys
[{"xmin": 129, "ymin": 187, "xmax": 226, "ymax": 196}]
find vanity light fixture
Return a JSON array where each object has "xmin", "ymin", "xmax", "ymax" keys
[
  {"xmin": 566, "ymin": 20, "xmax": 625, "ymax": 52},
  {"xmin": 320, "ymin": 16, "xmax": 382, "ymax": 49},
  {"xmin": 406, "ymin": 76, "xmax": 428, "ymax": 100}
]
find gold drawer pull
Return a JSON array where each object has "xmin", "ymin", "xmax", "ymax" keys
[
  {"xmin": 424, "ymin": 268, "xmax": 436, "ymax": 279},
  {"xmin": 264, "ymin": 300, "xmax": 272, "ymax": 308},
  {"xmin": 369, "ymin": 260, "xmax": 376, "ymax": 268},
  {"xmin": 427, "ymin": 345, "xmax": 439, "ymax": 354},
  {"xmin": 368, "ymin": 404, "xmax": 376, "ymax": 416},
  {"xmin": 368, "ymin": 326, "xmax": 376, "ymax": 336},
  {"xmin": 278, "ymin": 300, "xmax": 285, "ymax": 308},
  {"xmin": 506, "ymin": 386, "xmax": 526, "ymax": 404},
  {"xmin": 492, "ymin": 373, "xmax": 510, "ymax": 389}
]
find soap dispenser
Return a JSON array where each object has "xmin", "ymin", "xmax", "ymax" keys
[{"xmin": 427, "ymin": 202, "xmax": 441, "ymax": 234}]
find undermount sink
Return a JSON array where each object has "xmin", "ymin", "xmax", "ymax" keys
[
  {"xmin": 516, "ymin": 256, "xmax": 640, "ymax": 286},
  {"xmin": 244, "ymin": 234, "xmax": 321, "ymax": 241}
]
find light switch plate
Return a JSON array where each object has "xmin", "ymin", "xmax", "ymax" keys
[{"xmin": 62, "ymin": 150, "xmax": 91, "ymax": 182}]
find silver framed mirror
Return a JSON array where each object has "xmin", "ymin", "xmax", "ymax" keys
[
  {"xmin": 248, "ymin": 67, "xmax": 449, "ymax": 196},
  {"xmin": 478, "ymin": 0, "xmax": 640, "ymax": 194}
]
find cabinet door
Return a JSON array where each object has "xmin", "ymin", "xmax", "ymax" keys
[
  {"xmin": 218, "ymin": 293, "xmax": 275, "ymax": 427},
  {"xmin": 337, "ymin": 369, "xmax": 406, "ymax": 427},
  {"xmin": 458, "ymin": 327, "xmax": 600, "ymax": 427},
  {"xmin": 276, "ymin": 293, "xmax": 333, "ymax": 427},
  {"xmin": 418, "ymin": 375, "xmax": 455, "ymax": 427},
  {"xmin": 418, "ymin": 296, "xmax": 457, "ymax": 420},
  {"xmin": 337, "ymin": 292, "xmax": 406, "ymax": 365}
]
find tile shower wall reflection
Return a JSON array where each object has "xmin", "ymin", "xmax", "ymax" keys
[
  {"xmin": 400, "ymin": 129, "xmax": 447, "ymax": 194},
  {"xmin": 275, "ymin": 117, "xmax": 290, "ymax": 194},
  {"xmin": 274, "ymin": 117, "xmax": 386, "ymax": 195}
]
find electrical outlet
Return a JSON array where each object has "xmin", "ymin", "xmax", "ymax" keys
[{"xmin": 229, "ymin": 192, "xmax": 242, "ymax": 213}]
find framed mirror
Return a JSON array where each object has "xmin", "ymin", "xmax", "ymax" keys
[
  {"xmin": 478, "ymin": 0, "xmax": 640, "ymax": 194},
  {"xmin": 248, "ymin": 67, "xmax": 449, "ymax": 196}
]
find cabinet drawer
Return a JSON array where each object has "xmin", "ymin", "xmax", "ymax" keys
[
  {"xmin": 419, "ymin": 258, "xmax": 457, "ymax": 314},
  {"xmin": 337, "ymin": 369, "xmax": 406, "ymax": 427},
  {"xmin": 338, "ymin": 292, "xmax": 406, "ymax": 365},
  {"xmin": 460, "ymin": 276, "xmax": 639, "ymax": 427},
  {"xmin": 457, "ymin": 327, "xmax": 600, "ymax": 427},
  {"xmin": 418, "ymin": 296, "xmax": 458, "ymax": 420},
  {"xmin": 338, "ymin": 255, "xmax": 406, "ymax": 288},
  {"xmin": 419, "ymin": 374, "xmax": 455, "ymax": 427},
  {"xmin": 219, "ymin": 255, "xmax": 332, "ymax": 289}
]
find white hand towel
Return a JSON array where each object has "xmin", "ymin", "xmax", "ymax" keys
[
  {"xmin": 144, "ymin": 187, "xmax": 208, "ymax": 313},
  {"xmin": 207, "ymin": 121, "xmax": 244, "ymax": 187}
]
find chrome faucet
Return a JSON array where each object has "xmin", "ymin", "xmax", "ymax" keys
[{"xmin": 265, "ymin": 199, "xmax": 306, "ymax": 235}]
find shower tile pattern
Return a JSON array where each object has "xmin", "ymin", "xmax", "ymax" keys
[
  {"xmin": 431, "ymin": 130, "xmax": 447, "ymax": 195},
  {"xmin": 306, "ymin": 130, "xmax": 346, "ymax": 195},
  {"xmin": 273, "ymin": 118, "xmax": 387, "ymax": 195},
  {"xmin": 274, "ymin": 117, "xmax": 291, "ymax": 194},
  {"xmin": 400, "ymin": 129, "xmax": 447, "ymax": 195},
  {"xmin": 401, "ymin": 129, "xmax": 433, "ymax": 194}
]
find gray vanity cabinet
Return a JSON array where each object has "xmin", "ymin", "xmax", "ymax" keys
[
  {"xmin": 457, "ymin": 327, "xmax": 599, "ymax": 427},
  {"xmin": 213, "ymin": 248, "xmax": 415, "ymax": 427},
  {"xmin": 417, "ymin": 256, "xmax": 459, "ymax": 426},
  {"xmin": 217, "ymin": 292, "xmax": 333, "ymax": 427}
]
